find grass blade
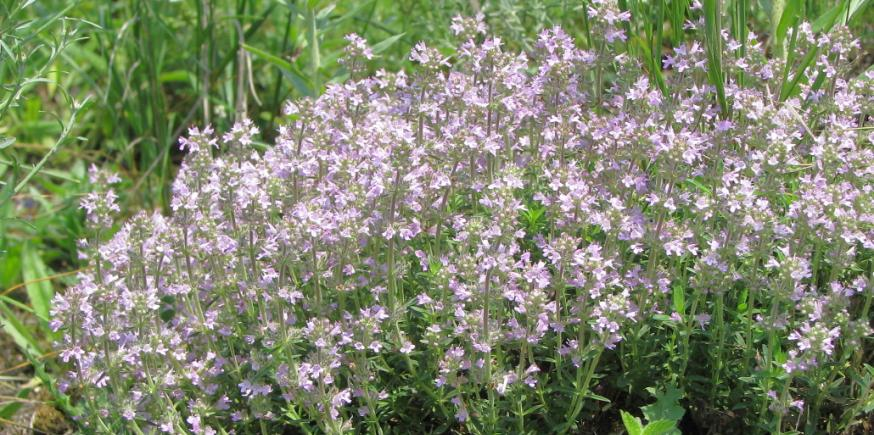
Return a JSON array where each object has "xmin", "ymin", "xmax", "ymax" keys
[
  {"xmin": 702, "ymin": 0, "xmax": 728, "ymax": 115},
  {"xmin": 812, "ymin": 0, "xmax": 848, "ymax": 32},
  {"xmin": 774, "ymin": 0, "xmax": 802, "ymax": 56},
  {"xmin": 306, "ymin": 6, "xmax": 321, "ymax": 93},
  {"xmin": 0, "ymin": 300, "xmax": 44, "ymax": 359},
  {"xmin": 243, "ymin": 43, "xmax": 314, "ymax": 97},
  {"xmin": 21, "ymin": 244, "xmax": 53, "ymax": 323},
  {"xmin": 371, "ymin": 32, "xmax": 406, "ymax": 55},
  {"xmin": 634, "ymin": 35, "xmax": 667, "ymax": 95},
  {"xmin": 0, "ymin": 387, "xmax": 31, "ymax": 420}
]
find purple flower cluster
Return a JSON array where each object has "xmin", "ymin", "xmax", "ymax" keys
[{"xmin": 54, "ymin": 11, "xmax": 872, "ymax": 433}]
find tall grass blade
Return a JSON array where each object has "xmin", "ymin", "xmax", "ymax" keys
[
  {"xmin": 812, "ymin": 0, "xmax": 848, "ymax": 32},
  {"xmin": 775, "ymin": 0, "xmax": 802, "ymax": 50},
  {"xmin": 371, "ymin": 32, "xmax": 406, "ymax": 55},
  {"xmin": 634, "ymin": 36, "xmax": 668, "ymax": 95},
  {"xmin": 21, "ymin": 244, "xmax": 53, "ymax": 323},
  {"xmin": 0, "ymin": 300, "xmax": 44, "ymax": 358},
  {"xmin": 306, "ymin": 6, "xmax": 321, "ymax": 93},
  {"xmin": 243, "ymin": 43, "xmax": 314, "ymax": 97},
  {"xmin": 732, "ymin": 0, "xmax": 748, "ymax": 86},
  {"xmin": 702, "ymin": 0, "xmax": 728, "ymax": 115}
]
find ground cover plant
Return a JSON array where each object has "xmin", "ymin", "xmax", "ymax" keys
[
  {"xmin": 1, "ymin": 0, "xmax": 873, "ymax": 434},
  {"xmin": 45, "ymin": 4, "xmax": 874, "ymax": 434}
]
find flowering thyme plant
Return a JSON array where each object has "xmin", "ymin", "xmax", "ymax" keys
[{"xmin": 54, "ymin": 9, "xmax": 873, "ymax": 434}]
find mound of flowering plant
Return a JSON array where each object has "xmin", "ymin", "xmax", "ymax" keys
[{"xmin": 54, "ymin": 8, "xmax": 873, "ymax": 435}]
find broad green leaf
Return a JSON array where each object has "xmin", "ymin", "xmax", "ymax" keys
[
  {"xmin": 642, "ymin": 420, "xmax": 679, "ymax": 435},
  {"xmin": 642, "ymin": 386, "xmax": 686, "ymax": 423},
  {"xmin": 621, "ymin": 410, "xmax": 644, "ymax": 435}
]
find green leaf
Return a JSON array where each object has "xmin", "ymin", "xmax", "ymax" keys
[
  {"xmin": 633, "ymin": 36, "xmax": 667, "ymax": 95},
  {"xmin": 158, "ymin": 69, "xmax": 194, "ymax": 83},
  {"xmin": 642, "ymin": 386, "xmax": 685, "ymax": 423},
  {"xmin": 0, "ymin": 136, "xmax": 14, "ymax": 149},
  {"xmin": 371, "ymin": 33, "xmax": 406, "ymax": 55},
  {"xmin": 685, "ymin": 177, "xmax": 712, "ymax": 195},
  {"xmin": 774, "ymin": 0, "xmax": 802, "ymax": 50},
  {"xmin": 306, "ymin": 6, "xmax": 321, "ymax": 91},
  {"xmin": 812, "ymin": 1, "xmax": 847, "ymax": 32},
  {"xmin": 22, "ymin": 244, "xmax": 53, "ymax": 323},
  {"xmin": 702, "ymin": 0, "xmax": 728, "ymax": 114},
  {"xmin": 621, "ymin": 410, "xmax": 644, "ymax": 435},
  {"xmin": 243, "ymin": 43, "xmax": 314, "ymax": 97},
  {"xmin": 0, "ymin": 158, "xmax": 20, "ymax": 206},
  {"xmin": 642, "ymin": 420, "xmax": 679, "ymax": 435},
  {"xmin": 0, "ymin": 387, "xmax": 31, "ymax": 420},
  {"xmin": 0, "ymin": 300, "xmax": 44, "ymax": 358},
  {"xmin": 780, "ymin": 46, "xmax": 817, "ymax": 100},
  {"xmin": 672, "ymin": 285, "xmax": 685, "ymax": 316},
  {"xmin": 585, "ymin": 392, "xmax": 612, "ymax": 403},
  {"xmin": 847, "ymin": 0, "xmax": 873, "ymax": 23},
  {"xmin": 243, "ymin": 43, "xmax": 293, "ymax": 70}
]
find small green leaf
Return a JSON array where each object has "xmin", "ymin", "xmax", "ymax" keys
[
  {"xmin": 585, "ymin": 392, "xmax": 612, "ymax": 403},
  {"xmin": 158, "ymin": 69, "xmax": 193, "ymax": 83},
  {"xmin": 672, "ymin": 285, "xmax": 685, "ymax": 317},
  {"xmin": 0, "ymin": 136, "xmax": 14, "ymax": 149}
]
